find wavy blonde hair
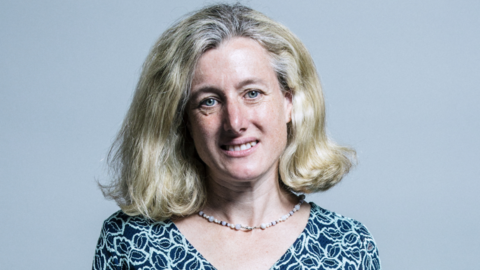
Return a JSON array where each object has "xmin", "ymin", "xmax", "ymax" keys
[{"xmin": 102, "ymin": 3, "xmax": 355, "ymax": 221}]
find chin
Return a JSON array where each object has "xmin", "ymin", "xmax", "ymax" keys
[{"xmin": 221, "ymin": 163, "xmax": 275, "ymax": 182}]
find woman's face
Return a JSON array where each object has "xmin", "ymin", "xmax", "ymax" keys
[{"xmin": 187, "ymin": 37, "xmax": 292, "ymax": 183}]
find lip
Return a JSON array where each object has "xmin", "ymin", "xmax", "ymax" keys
[
  {"xmin": 220, "ymin": 137, "xmax": 258, "ymax": 146},
  {"xmin": 220, "ymin": 137, "xmax": 259, "ymax": 157}
]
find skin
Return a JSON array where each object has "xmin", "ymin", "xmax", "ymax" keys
[{"xmin": 175, "ymin": 37, "xmax": 311, "ymax": 270}]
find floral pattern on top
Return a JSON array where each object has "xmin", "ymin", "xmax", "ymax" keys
[{"xmin": 93, "ymin": 202, "xmax": 381, "ymax": 269}]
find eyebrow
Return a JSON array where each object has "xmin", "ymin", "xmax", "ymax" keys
[
  {"xmin": 189, "ymin": 86, "xmax": 223, "ymax": 102},
  {"xmin": 234, "ymin": 78, "xmax": 267, "ymax": 89},
  {"xmin": 191, "ymin": 78, "xmax": 267, "ymax": 94}
]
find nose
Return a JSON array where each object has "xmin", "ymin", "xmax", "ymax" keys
[{"xmin": 223, "ymin": 99, "xmax": 248, "ymax": 134}]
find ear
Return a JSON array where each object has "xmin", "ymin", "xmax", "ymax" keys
[{"xmin": 283, "ymin": 91, "xmax": 293, "ymax": 123}]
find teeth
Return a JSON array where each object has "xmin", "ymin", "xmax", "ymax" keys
[{"xmin": 226, "ymin": 141, "xmax": 257, "ymax": 152}]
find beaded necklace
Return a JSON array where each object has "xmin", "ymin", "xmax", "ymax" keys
[{"xmin": 198, "ymin": 195, "xmax": 305, "ymax": 231}]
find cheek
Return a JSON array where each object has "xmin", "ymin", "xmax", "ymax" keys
[
  {"xmin": 266, "ymin": 97, "xmax": 289, "ymax": 129},
  {"xmin": 266, "ymin": 99, "xmax": 290, "ymax": 146},
  {"xmin": 189, "ymin": 115, "xmax": 219, "ymax": 147},
  {"xmin": 188, "ymin": 117, "xmax": 222, "ymax": 168}
]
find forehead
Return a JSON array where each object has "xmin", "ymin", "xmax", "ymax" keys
[{"xmin": 191, "ymin": 37, "xmax": 276, "ymax": 89}]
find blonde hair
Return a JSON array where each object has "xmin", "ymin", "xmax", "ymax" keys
[{"xmin": 102, "ymin": 3, "xmax": 355, "ymax": 221}]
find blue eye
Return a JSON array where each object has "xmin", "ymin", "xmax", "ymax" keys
[
  {"xmin": 247, "ymin": 90, "xmax": 259, "ymax": 98},
  {"xmin": 201, "ymin": 98, "xmax": 216, "ymax": 107}
]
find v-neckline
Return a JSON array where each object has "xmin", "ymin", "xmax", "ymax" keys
[{"xmin": 168, "ymin": 202, "xmax": 314, "ymax": 270}]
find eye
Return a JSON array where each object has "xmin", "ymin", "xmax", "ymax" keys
[
  {"xmin": 246, "ymin": 90, "xmax": 260, "ymax": 99},
  {"xmin": 201, "ymin": 98, "xmax": 217, "ymax": 107}
]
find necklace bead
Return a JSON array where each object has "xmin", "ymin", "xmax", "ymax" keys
[{"xmin": 198, "ymin": 195, "xmax": 305, "ymax": 231}]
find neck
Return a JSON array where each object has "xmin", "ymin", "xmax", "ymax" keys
[{"xmin": 203, "ymin": 169, "xmax": 297, "ymax": 226}]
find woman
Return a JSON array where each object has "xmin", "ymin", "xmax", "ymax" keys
[{"xmin": 94, "ymin": 4, "xmax": 380, "ymax": 270}]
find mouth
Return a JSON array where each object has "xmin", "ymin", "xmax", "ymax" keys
[{"xmin": 220, "ymin": 140, "xmax": 258, "ymax": 152}]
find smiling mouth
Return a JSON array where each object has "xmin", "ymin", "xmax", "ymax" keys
[{"xmin": 221, "ymin": 141, "xmax": 258, "ymax": 152}]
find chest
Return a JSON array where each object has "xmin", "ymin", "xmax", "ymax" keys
[
  {"xmin": 187, "ymin": 226, "xmax": 300, "ymax": 270},
  {"xmin": 173, "ymin": 205, "xmax": 312, "ymax": 270}
]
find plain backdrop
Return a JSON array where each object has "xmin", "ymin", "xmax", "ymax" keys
[{"xmin": 1, "ymin": 0, "xmax": 479, "ymax": 269}]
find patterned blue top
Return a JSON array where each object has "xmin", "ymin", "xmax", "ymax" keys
[{"xmin": 93, "ymin": 202, "xmax": 381, "ymax": 269}]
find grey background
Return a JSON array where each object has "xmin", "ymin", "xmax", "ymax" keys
[{"xmin": 1, "ymin": 0, "xmax": 479, "ymax": 269}]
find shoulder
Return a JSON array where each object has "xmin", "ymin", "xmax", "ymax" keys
[
  {"xmin": 94, "ymin": 211, "xmax": 197, "ymax": 269},
  {"xmin": 304, "ymin": 202, "xmax": 381, "ymax": 269},
  {"xmin": 101, "ymin": 210, "xmax": 179, "ymax": 242},
  {"xmin": 94, "ymin": 210, "xmax": 178, "ymax": 267},
  {"xmin": 95, "ymin": 211, "xmax": 214, "ymax": 269},
  {"xmin": 308, "ymin": 202, "xmax": 374, "ymax": 238}
]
